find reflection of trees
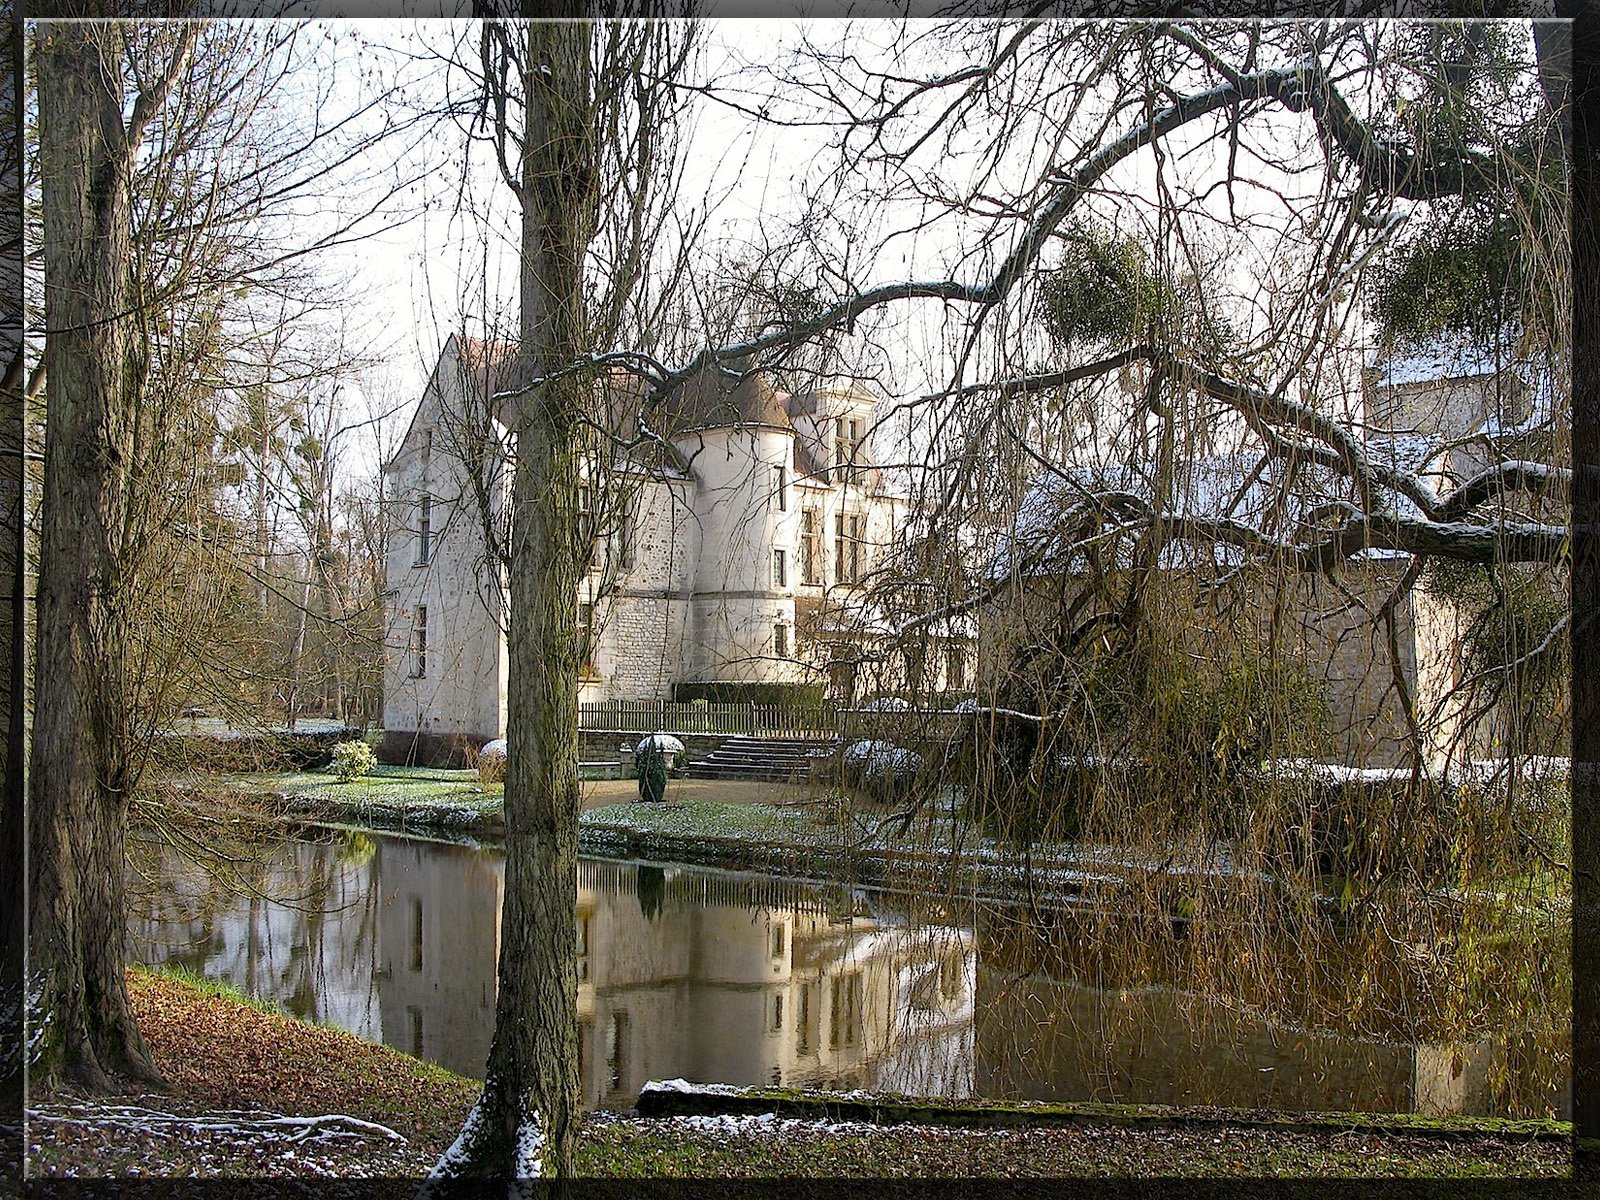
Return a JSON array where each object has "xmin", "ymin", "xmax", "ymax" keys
[
  {"xmin": 974, "ymin": 901, "xmax": 1567, "ymax": 1118},
  {"xmin": 126, "ymin": 829, "xmax": 382, "ymax": 1039}
]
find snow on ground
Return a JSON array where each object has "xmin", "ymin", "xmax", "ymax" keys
[
  {"xmin": 27, "ymin": 1100, "xmax": 426, "ymax": 1178},
  {"xmin": 666, "ymin": 1111, "xmax": 1011, "ymax": 1140}
]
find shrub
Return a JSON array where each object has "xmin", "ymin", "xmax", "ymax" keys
[
  {"xmin": 671, "ymin": 680, "xmax": 826, "ymax": 707},
  {"xmin": 478, "ymin": 738, "xmax": 508, "ymax": 786},
  {"xmin": 330, "ymin": 739, "xmax": 377, "ymax": 782}
]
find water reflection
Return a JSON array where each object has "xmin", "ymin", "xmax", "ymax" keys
[
  {"xmin": 126, "ymin": 828, "xmax": 1565, "ymax": 1118},
  {"xmin": 129, "ymin": 831, "xmax": 972, "ymax": 1108}
]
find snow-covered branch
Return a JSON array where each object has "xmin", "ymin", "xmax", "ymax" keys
[{"xmin": 1436, "ymin": 459, "xmax": 1570, "ymax": 523}]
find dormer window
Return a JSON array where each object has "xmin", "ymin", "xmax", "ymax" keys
[{"xmin": 833, "ymin": 416, "xmax": 863, "ymax": 480}]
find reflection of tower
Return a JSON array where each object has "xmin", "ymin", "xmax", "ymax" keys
[
  {"xmin": 573, "ymin": 860, "xmax": 975, "ymax": 1108},
  {"xmin": 375, "ymin": 839, "xmax": 503, "ymax": 1077},
  {"xmin": 785, "ymin": 915, "xmax": 974, "ymax": 1096}
]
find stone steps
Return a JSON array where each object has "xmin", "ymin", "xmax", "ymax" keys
[{"xmin": 687, "ymin": 735, "xmax": 837, "ymax": 782}]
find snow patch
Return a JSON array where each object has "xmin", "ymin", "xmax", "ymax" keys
[
  {"xmin": 514, "ymin": 1115, "xmax": 545, "ymax": 1179},
  {"xmin": 636, "ymin": 733, "xmax": 686, "ymax": 755},
  {"xmin": 640, "ymin": 1078, "xmax": 744, "ymax": 1096}
]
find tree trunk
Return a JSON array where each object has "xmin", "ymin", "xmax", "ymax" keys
[
  {"xmin": 28, "ymin": 20, "xmax": 168, "ymax": 1090},
  {"xmin": 1, "ymin": 15, "xmax": 27, "ymax": 1163},
  {"xmin": 285, "ymin": 566, "xmax": 311, "ymax": 729},
  {"xmin": 430, "ymin": 17, "xmax": 593, "ymax": 1181}
]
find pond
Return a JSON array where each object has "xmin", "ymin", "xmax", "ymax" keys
[{"xmin": 127, "ymin": 826, "xmax": 1568, "ymax": 1120}]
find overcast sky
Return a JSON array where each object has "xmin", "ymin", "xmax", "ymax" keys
[{"xmin": 245, "ymin": 18, "xmax": 1542, "ymax": 487}]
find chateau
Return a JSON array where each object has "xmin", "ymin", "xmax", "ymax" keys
[{"xmin": 381, "ymin": 335, "xmax": 943, "ymax": 765}]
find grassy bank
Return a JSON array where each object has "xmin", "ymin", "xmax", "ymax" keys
[
  {"xmin": 207, "ymin": 765, "xmax": 1113, "ymax": 876},
  {"xmin": 24, "ymin": 968, "xmax": 1569, "ymax": 1180}
]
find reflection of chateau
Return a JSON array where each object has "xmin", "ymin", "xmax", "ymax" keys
[
  {"xmin": 573, "ymin": 861, "xmax": 973, "ymax": 1108},
  {"xmin": 374, "ymin": 839, "xmax": 505, "ymax": 1075},
  {"xmin": 373, "ymin": 846, "xmax": 973, "ymax": 1105},
  {"xmin": 130, "ymin": 831, "xmax": 1563, "ymax": 1119}
]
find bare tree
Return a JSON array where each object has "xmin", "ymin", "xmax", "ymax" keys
[
  {"xmin": 424, "ymin": 12, "xmax": 702, "ymax": 1180},
  {"xmin": 26, "ymin": 16, "xmax": 429, "ymax": 1088},
  {"xmin": 30, "ymin": 17, "xmax": 202, "ymax": 1089},
  {"xmin": 404, "ymin": 14, "xmax": 1571, "ymax": 1174},
  {"xmin": 1, "ymin": 7, "xmax": 28, "ymax": 1166}
]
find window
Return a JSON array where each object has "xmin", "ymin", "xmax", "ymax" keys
[
  {"xmin": 408, "ymin": 1006, "xmax": 424, "ymax": 1056},
  {"xmin": 606, "ymin": 1010, "xmax": 630, "ymax": 1093},
  {"xmin": 771, "ymin": 993, "xmax": 785, "ymax": 1032},
  {"xmin": 413, "ymin": 606, "xmax": 427, "ymax": 678},
  {"xmin": 774, "ymin": 624, "xmax": 789, "ymax": 659},
  {"xmin": 800, "ymin": 510, "xmax": 822, "ymax": 584},
  {"xmin": 946, "ymin": 645, "xmax": 967, "ymax": 691},
  {"xmin": 833, "ymin": 416, "xmax": 863, "ymax": 478},
  {"xmin": 770, "ymin": 921, "xmax": 787, "ymax": 960},
  {"xmin": 422, "ymin": 428, "xmax": 433, "ymax": 473},
  {"xmin": 835, "ymin": 512, "xmax": 865, "ymax": 583},
  {"xmin": 579, "ymin": 602, "xmax": 596, "ymax": 671},
  {"xmin": 828, "ymin": 653, "xmax": 859, "ymax": 705},
  {"xmin": 618, "ymin": 505, "xmax": 636, "ymax": 571},
  {"xmin": 830, "ymin": 972, "xmax": 862, "ymax": 1049},
  {"xmin": 797, "ymin": 983, "xmax": 817, "ymax": 1055},
  {"xmin": 940, "ymin": 952, "xmax": 963, "ymax": 1000},
  {"xmin": 409, "ymin": 898, "xmax": 424, "ymax": 972},
  {"xmin": 774, "ymin": 463, "xmax": 788, "ymax": 511},
  {"xmin": 416, "ymin": 493, "xmax": 433, "ymax": 565},
  {"xmin": 577, "ymin": 485, "xmax": 597, "ymax": 573},
  {"xmin": 772, "ymin": 548, "xmax": 787, "ymax": 588},
  {"xmin": 903, "ymin": 643, "xmax": 926, "ymax": 695},
  {"xmin": 578, "ymin": 1019, "xmax": 593, "ymax": 1093}
]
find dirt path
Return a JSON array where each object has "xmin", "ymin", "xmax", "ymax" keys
[{"xmin": 578, "ymin": 776, "xmax": 815, "ymax": 811}]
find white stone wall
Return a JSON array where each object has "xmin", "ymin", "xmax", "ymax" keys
[
  {"xmin": 680, "ymin": 424, "xmax": 799, "ymax": 684},
  {"xmin": 383, "ymin": 338, "xmax": 508, "ymax": 746},
  {"xmin": 1410, "ymin": 580, "xmax": 1477, "ymax": 772}
]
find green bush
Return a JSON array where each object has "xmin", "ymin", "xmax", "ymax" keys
[
  {"xmin": 330, "ymin": 739, "xmax": 377, "ymax": 782},
  {"xmin": 671, "ymin": 680, "xmax": 826, "ymax": 707}
]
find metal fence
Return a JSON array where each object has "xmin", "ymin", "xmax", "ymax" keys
[
  {"xmin": 577, "ymin": 699, "xmax": 841, "ymax": 738},
  {"xmin": 579, "ymin": 699, "xmax": 977, "ymax": 742}
]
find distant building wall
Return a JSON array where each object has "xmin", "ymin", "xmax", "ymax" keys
[
  {"xmin": 383, "ymin": 343, "xmax": 955, "ymax": 732},
  {"xmin": 381, "ymin": 339, "xmax": 508, "ymax": 763}
]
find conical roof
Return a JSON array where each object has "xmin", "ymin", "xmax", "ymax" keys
[{"xmin": 664, "ymin": 360, "xmax": 793, "ymax": 431}]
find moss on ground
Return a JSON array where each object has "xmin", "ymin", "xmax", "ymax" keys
[
  {"xmin": 229, "ymin": 763, "xmax": 499, "ymax": 805},
  {"xmin": 639, "ymin": 1082, "xmax": 1570, "ymax": 1142}
]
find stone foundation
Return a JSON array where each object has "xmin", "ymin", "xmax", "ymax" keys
[{"xmin": 379, "ymin": 728, "xmax": 491, "ymax": 768}]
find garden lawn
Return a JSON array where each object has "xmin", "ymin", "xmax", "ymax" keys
[{"xmin": 216, "ymin": 763, "xmax": 504, "ymax": 832}]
